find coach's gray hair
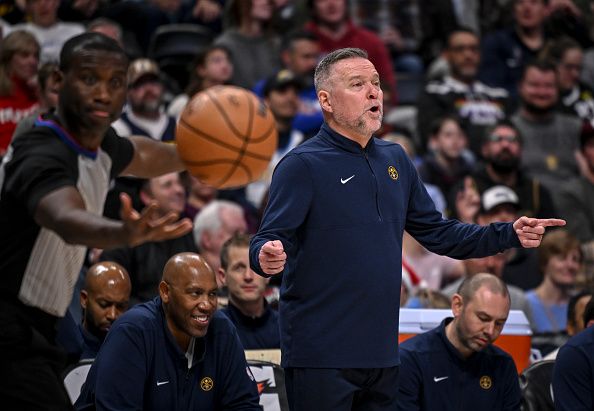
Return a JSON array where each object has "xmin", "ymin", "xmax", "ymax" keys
[
  {"xmin": 314, "ymin": 47, "xmax": 368, "ymax": 93},
  {"xmin": 192, "ymin": 200, "xmax": 243, "ymax": 248}
]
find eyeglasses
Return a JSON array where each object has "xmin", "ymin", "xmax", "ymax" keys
[{"xmin": 488, "ymin": 134, "xmax": 519, "ymax": 143}]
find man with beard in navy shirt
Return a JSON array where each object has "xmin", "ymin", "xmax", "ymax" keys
[{"xmin": 397, "ymin": 273, "xmax": 521, "ymax": 410}]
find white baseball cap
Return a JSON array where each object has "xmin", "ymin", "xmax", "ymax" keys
[{"xmin": 481, "ymin": 185, "xmax": 519, "ymax": 213}]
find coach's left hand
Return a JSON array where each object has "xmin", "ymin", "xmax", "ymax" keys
[{"xmin": 513, "ymin": 216, "xmax": 566, "ymax": 248}]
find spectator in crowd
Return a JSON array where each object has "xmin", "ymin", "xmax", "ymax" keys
[
  {"xmin": 451, "ymin": 119, "xmax": 557, "ymax": 222},
  {"xmin": 355, "ymin": 1, "xmax": 424, "ymax": 74},
  {"xmin": 101, "ymin": 173, "xmax": 198, "ymax": 303},
  {"xmin": 556, "ymin": 124, "xmax": 594, "ymax": 277},
  {"xmin": 543, "ymin": 290, "xmax": 592, "ymax": 360},
  {"xmin": 526, "ymin": 229, "xmax": 582, "ymax": 334},
  {"xmin": 10, "ymin": 0, "xmax": 84, "ymax": 63},
  {"xmin": 55, "ymin": 261, "xmax": 131, "ymax": 362},
  {"xmin": 443, "ymin": 185, "xmax": 534, "ymax": 324},
  {"xmin": 218, "ymin": 233, "xmax": 280, "ymax": 349},
  {"xmin": 511, "ymin": 60, "xmax": 582, "ymax": 194},
  {"xmin": 183, "ymin": 173, "xmax": 218, "ymax": 221},
  {"xmin": 214, "ymin": 0, "xmax": 281, "ymax": 89},
  {"xmin": 417, "ymin": 116, "xmax": 474, "ymax": 213},
  {"xmin": 254, "ymin": 29, "xmax": 323, "ymax": 139},
  {"xmin": 58, "ymin": 0, "xmax": 104, "ymax": 23},
  {"xmin": 479, "ymin": 0, "xmax": 549, "ymax": 99},
  {"xmin": 167, "ymin": 45, "xmax": 234, "ymax": 119},
  {"xmin": 181, "ymin": 0, "xmax": 225, "ymax": 35},
  {"xmin": 247, "ymin": 69, "xmax": 304, "ymax": 210},
  {"xmin": 542, "ymin": 36, "xmax": 594, "ymax": 128},
  {"xmin": 397, "ymin": 273, "xmax": 521, "ymax": 410},
  {"xmin": 11, "ymin": 60, "xmax": 58, "ymax": 141},
  {"xmin": 552, "ymin": 296, "xmax": 594, "ymax": 411},
  {"xmin": 250, "ymin": 47, "xmax": 563, "ymax": 410},
  {"xmin": 76, "ymin": 253, "xmax": 262, "ymax": 410},
  {"xmin": 106, "ymin": 58, "xmax": 178, "ymax": 219},
  {"xmin": 304, "ymin": 0, "xmax": 398, "ymax": 107},
  {"xmin": 0, "ymin": 33, "xmax": 192, "ymax": 409},
  {"xmin": 193, "ymin": 200, "xmax": 248, "ymax": 277},
  {"xmin": 402, "ymin": 230, "xmax": 465, "ymax": 292},
  {"xmin": 78, "ymin": 261, "xmax": 131, "ymax": 359},
  {"xmin": 417, "ymin": 28, "xmax": 510, "ymax": 155},
  {"xmin": 0, "ymin": 30, "xmax": 39, "ymax": 155},
  {"xmin": 87, "ymin": 17, "xmax": 124, "ymax": 46},
  {"xmin": 112, "ymin": 58, "xmax": 176, "ymax": 142},
  {"xmin": 87, "ymin": 17, "xmax": 143, "ymax": 64}
]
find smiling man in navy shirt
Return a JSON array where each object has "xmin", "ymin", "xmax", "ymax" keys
[
  {"xmin": 77, "ymin": 253, "xmax": 261, "ymax": 410},
  {"xmin": 397, "ymin": 273, "xmax": 521, "ymax": 411}
]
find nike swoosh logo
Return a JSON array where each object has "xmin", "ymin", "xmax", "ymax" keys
[
  {"xmin": 341, "ymin": 175, "xmax": 355, "ymax": 184},
  {"xmin": 433, "ymin": 376, "xmax": 449, "ymax": 382},
  {"xmin": 157, "ymin": 380, "xmax": 170, "ymax": 386}
]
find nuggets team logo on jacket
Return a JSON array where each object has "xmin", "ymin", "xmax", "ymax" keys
[
  {"xmin": 479, "ymin": 375, "xmax": 492, "ymax": 389},
  {"xmin": 200, "ymin": 377, "xmax": 214, "ymax": 391},
  {"xmin": 388, "ymin": 166, "xmax": 398, "ymax": 180}
]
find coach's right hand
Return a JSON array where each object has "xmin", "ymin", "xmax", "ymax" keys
[{"xmin": 259, "ymin": 240, "xmax": 286, "ymax": 275}]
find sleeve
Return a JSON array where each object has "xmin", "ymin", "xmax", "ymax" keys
[
  {"xmin": 219, "ymin": 324, "xmax": 263, "ymax": 410},
  {"xmin": 93, "ymin": 322, "xmax": 148, "ymax": 411},
  {"xmin": 502, "ymin": 357, "xmax": 522, "ymax": 411},
  {"xmin": 396, "ymin": 348, "xmax": 423, "ymax": 411},
  {"xmin": 100, "ymin": 127, "xmax": 134, "ymax": 179},
  {"xmin": 552, "ymin": 345, "xmax": 593, "ymax": 411},
  {"xmin": 3, "ymin": 143, "xmax": 77, "ymax": 216},
  {"xmin": 403, "ymin": 157, "xmax": 521, "ymax": 258},
  {"xmin": 249, "ymin": 153, "xmax": 314, "ymax": 277}
]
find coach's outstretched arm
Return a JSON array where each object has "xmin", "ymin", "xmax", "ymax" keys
[{"xmin": 513, "ymin": 216, "xmax": 566, "ymax": 248}]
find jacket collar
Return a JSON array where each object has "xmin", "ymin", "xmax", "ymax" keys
[{"xmin": 319, "ymin": 122, "xmax": 375, "ymax": 155}]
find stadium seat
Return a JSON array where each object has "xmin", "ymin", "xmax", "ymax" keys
[
  {"xmin": 519, "ymin": 359, "xmax": 555, "ymax": 411},
  {"xmin": 248, "ymin": 359, "xmax": 289, "ymax": 411},
  {"xmin": 63, "ymin": 359, "xmax": 94, "ymax": 404},
  {"xmin": 147, "ymin": 24, "xmax": 214, "ymax": 92}
]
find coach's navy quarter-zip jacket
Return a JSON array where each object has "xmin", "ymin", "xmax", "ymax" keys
[{"xmin": 250, "ymin": 123, "xmax": 521, "ymax": 369}]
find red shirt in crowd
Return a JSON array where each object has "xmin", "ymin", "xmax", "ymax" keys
[{"xmin": 0, "ymin": 76, "xmax": 38, "ymax": 153}]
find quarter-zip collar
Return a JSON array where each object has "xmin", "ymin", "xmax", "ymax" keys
[{"xmin": 319, "ymin": 122, "xmax": 375, "ymax": 155}]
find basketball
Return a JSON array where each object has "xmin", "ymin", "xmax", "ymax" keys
[{"xmin": 175, "ymin": 85, "xmax": 278, "ymax": 189}]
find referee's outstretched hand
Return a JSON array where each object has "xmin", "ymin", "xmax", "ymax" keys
[
  {"xmin": 513, "ymin": 216, "xmax": 566, "ymax": 248},
  {"xmin": 259, "ymin": 240, "xmax": 286, "ymax": 275},
  {"xmin": 120, "ymin": 193, "xmax": 193, "ymax": 247}
]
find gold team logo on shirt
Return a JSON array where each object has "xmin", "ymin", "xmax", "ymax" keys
[
  {"xmin": 479, "ymin": 375, "xmax": 492, "ymax": 390},
  {"xmin": 388, "ymin": 166, "xmax": 398, "ymax": 180},
  {"xmin": 200, "ymin": 377, "xmax": 214, "ymax": 391}
]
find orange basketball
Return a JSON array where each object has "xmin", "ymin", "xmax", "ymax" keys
[{"xmin": 176, "ymin": 85, "xmax": 278, "ymax": 189}]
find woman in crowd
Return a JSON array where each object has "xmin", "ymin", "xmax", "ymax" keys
[
  {"xmin": 0, "ymin": 30, "xmax": 40, "ymax": 156},
  {"xmin": 167, "ymin": 44, "xmax": 233, "ymax": 119},
  {"xmin": 527, "ymin": 229, "xmax": 583, "ymax": 334}
]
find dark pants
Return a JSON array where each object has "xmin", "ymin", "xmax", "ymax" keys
[
  {"xmin": 284, "ymin": 366, "xmax": 400, "ymax": 411},
  {"xmin": 0, "ymin": 300, "xmax": 72, "ymax": 411}
]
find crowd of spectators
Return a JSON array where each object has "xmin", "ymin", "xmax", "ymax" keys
[{"xmin": 1, "ymin": 0, "xmax": 594, "ymax": 408}]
